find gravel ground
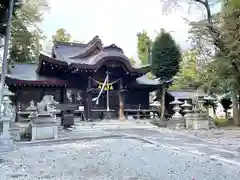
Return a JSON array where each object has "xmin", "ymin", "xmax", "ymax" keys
[
  {"xmin": 152, "ymin": 127, "xmax": 240, "ymax": 150},
  {"xmin": 0, "ymin": 138, "xmax": 240, "ymax": 180}
]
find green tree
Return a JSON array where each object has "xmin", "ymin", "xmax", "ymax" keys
[
  {"xmin": 221, "ymin": 0, "xmax": 240, "ymax": 125},
  {"xmin": 151, "ymin": 29, "xmax": 182, "ymax": 118},
  {"xmin": 129, "ymin": 56, "xmax": 136, "ymax": 65},
  {"xmin": 228, "ymin": 0, "xmax": 240, "ymax": 8},
  {"xmin": 52, "ymin": 28, "xmax": 71, "ymax": 42},
  {"xmin": 137, "ymin": 30, "xmax": 152, "ymax": 65},
  {"xmin": 152, "ymin": 29, "xmax": 181, "ymax": 79},
  {"xmin": 10, "ymin": 0, "xmax": 48, "ymax": 62},
  {"xmin": 170, "ymin": 50, "xmax": 201, "ymax": 90},
  {"xmin": 161, "ymin": 0, "xmax": 240, "ymax": 125}
]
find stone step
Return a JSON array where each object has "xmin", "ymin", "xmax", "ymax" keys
[{"xmin": 74, "ymin": 120, "xmax": 152, "ymax": 127}]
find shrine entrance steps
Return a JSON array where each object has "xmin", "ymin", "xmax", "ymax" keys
[{"xmin": 66, "ymin": 120, "xmax": 155, "ymax": 131}]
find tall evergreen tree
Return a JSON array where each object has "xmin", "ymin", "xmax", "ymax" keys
[
  {"xmin": 137, "ymin": 30, "xmax": 152, "ymax": 65},
  {"xmin": 152, "ymin": 29, "xmax": 181, "ymax": 79},
  {"xmin": 10, "ymin": 0, "xmax": 48, "ymax": 62},
  {"xmin": 151, "ymin": 29, "xmax": 181, "ymax": 118}
]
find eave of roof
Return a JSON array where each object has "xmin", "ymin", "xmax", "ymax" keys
[
  {"xmin": 168, "ymin": 91, "xmax": 207, "ymax": 99},
  {"xmin": 136, "ymin": 75, "xmax": 161, "ymax": 86},
  {"xmin": 5, "ymin": 63, "xmax": 67, "ymax": 85}
]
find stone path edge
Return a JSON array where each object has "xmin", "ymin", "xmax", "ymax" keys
[
  {"xmin": 14, "ymin": 134, "xmax": 157, "ymax": 147},
  {"xmin": 15, "ymin": 134, "xmax": 126, "ymax": 146}
]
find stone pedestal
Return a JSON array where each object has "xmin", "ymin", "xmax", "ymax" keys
[
  {"xmin": 31, "ymin": 114, "xmax": 58, "ymax": 141},
  {"xmin": 167, "ymin": 107, "xmax": 185, "ymax": 128},
  {"xmin": 0, "ymin": 118, "xmax": 14, "ymax": 152},
  {"xmin": 10, "ymin": 124, "xmax": 21, "ymax": 141},
  {"xmin": 186, "ymin": 112, "xmax": 210, "ymax": 130},
  {"xmin": 166, "ymin": 117, "xmax": 185, "ymax": 128},
  {"xmin": 1, "ymin": 118, "xmax": 10, "ymax": 140},
  {"xmin": 185, "ymin": 119, "xmax": 193, "ymax": 129},
  {"xmin": 31, "ymin": 120, "xmax": 58, "ymax": 140},
  {"xmin": 192, "ymin": 120, "xmax": 209, "ymax": 130}
]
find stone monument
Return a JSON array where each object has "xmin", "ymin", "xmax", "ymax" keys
[{"xmin": 30, "ymin": 95, "xmax": 58, "ymax": 141}]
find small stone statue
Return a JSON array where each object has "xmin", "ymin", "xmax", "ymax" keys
[
  {"xmin": 37, "ymin": 95, "xmax": 58, "ymax": 116},
  {"xmin": 26, "ymin": 100, "xmax": 37, "ymax": 111}
]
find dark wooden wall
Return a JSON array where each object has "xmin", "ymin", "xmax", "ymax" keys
[
  {"xmin": 125, "ymin": 89, "xmax": 149, "ymax": 109},
  {"xmin": 16, "ymin": 87, "xmax": 61, "ymax": 110}
]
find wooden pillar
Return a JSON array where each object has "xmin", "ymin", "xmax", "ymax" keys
[
  {"xmin": 60, "ymin": 87, "xmax": 66, "ymax": 103},
  {"xmin": 84, "ymin": 77, "xmax": 92, "ymax": 121},
  {"xmin": 118, "ymin": 79, "xmax": 125, "ymax": 120}
]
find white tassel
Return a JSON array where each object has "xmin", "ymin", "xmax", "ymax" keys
[{"xmin": 92, "ymin": 73, "xmax": 108, "ymax": 103}]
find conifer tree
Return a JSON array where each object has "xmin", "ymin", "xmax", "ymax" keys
[{"xmin": 151, "ymin": 29, "xmax": 181, "ymax": 118}]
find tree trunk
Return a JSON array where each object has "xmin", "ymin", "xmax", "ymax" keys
[
  {"xmin": 161, "ymin": 84, "xmax": 166, "ymax": 119},
  {"xmin": 231, "ymin": 90, "xmax": 240, "ymax": 126}
]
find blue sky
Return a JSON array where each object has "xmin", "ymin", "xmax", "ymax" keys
[{"xmin": 39, "ymin": 0, "xmax": 215, "ymax": 60}]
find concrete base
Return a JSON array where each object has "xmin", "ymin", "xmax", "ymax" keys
[
  {"xmin": 31, "ymin": 121, "xmax": 58, "ymax": 141},
  {"xmin": 10, "ymin": 126, "xmax": 21, "ymax": 141},
  {"xmin": 166, "ymin": 117, "xmax": 185, "ymax": 129},
  {"xmin": 0, "ymin": 136, "xmax": 14, "ymax": 152},
  {"xmin": 104, "ymin": 111, "xmax": 115, "ymax": 119},
  {"xmin": 192, "ymin": 120, "xmax": 209, "ymax": 130},
  {"xmin": 185, "ymin": 119, "xmax": 193, "ymax": 129}
]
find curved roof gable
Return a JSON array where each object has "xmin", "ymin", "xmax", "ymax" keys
[
  {"xmin": 69, "ymin": 37, "xmax": 103, "ymax": 59},
  {"xmin": 39, "ymin": 36, "xmax": 151, "ymax": 74}
]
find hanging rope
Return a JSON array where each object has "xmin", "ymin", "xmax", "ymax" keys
[
  {"xmin": 92, "ymin": 73, "xmax": 108, "ymax": 104},
  {"xmin": 89, "ymin": 77, "xmax": 120, "ymax": 90}
]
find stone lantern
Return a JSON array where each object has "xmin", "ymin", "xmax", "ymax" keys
[
  {"xmin": 168, "ymin": 98, "xmax": 184, "ymax": 128},
  {"xmin": 204, "ymin": 95, "xmax": 216, "ymax": 117},
  {"xmin": 170, "ymin": 98, "xmax": 183, "ymax": 117},
  {"xmin": 181, "ymin": 100, "xmax": 193, "ymax": 129},
  {"xmin": 0, "ymin": 85, "xmax": 15, "ymax": 150},
  {"xmin": 2, "ymin": 85, "xmax": 14, "ymax": 96},
  {"xmin": 181, "ymin": 100, "xmax": 192, "ymax": 116}
]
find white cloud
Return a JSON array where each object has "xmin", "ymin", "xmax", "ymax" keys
[{"xmin": 40, "ymin": 0, "xmax": 192, "ymax": 59}]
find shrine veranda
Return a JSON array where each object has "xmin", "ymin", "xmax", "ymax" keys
[{"xmin": 5, "ymin": 36, "xmax": 162, "ymax": 121}]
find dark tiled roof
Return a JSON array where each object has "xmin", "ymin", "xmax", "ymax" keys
[
  {"xmin": 5, "ymin": 63, "xmax": 66, "ymax": 85},
  {"xmin": 5, "ymin": 64, "xmax": 157, "ymax": 86},
  {"xmin": 41, "ymin": 36, "xmax": 150, "ymax": 74},
  {"xmin": 168, "ymin": 91, "xmax": 207, "ymax": 99},
  {"xmin": 136, "ymin": 75, "xmax": 161, "ymax": 86}
]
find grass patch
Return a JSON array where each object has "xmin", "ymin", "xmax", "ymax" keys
[{"xmin": 214, "ymin": 117, "xmax": 233, "ymax": 126}]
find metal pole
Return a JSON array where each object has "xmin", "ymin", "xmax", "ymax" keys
[
  {"xmin": 0, "ymin": 0, "xmax": 14, "ymax": 105},
  {"xmin": 106, "ymin": 71, "xmax": 109, "ymax": 112}
]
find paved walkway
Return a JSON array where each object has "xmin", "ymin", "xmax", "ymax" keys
[
  {"xmin": 109, "ymin": 127, "xmax": 240, "ymax": 166},
  {"xmin": 6, "ymin": 120, "xmax": 240, "ymax": 167},
  {"xmin": 2, "ymin": 138, "xmax": 240, "ymax": 180}
]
